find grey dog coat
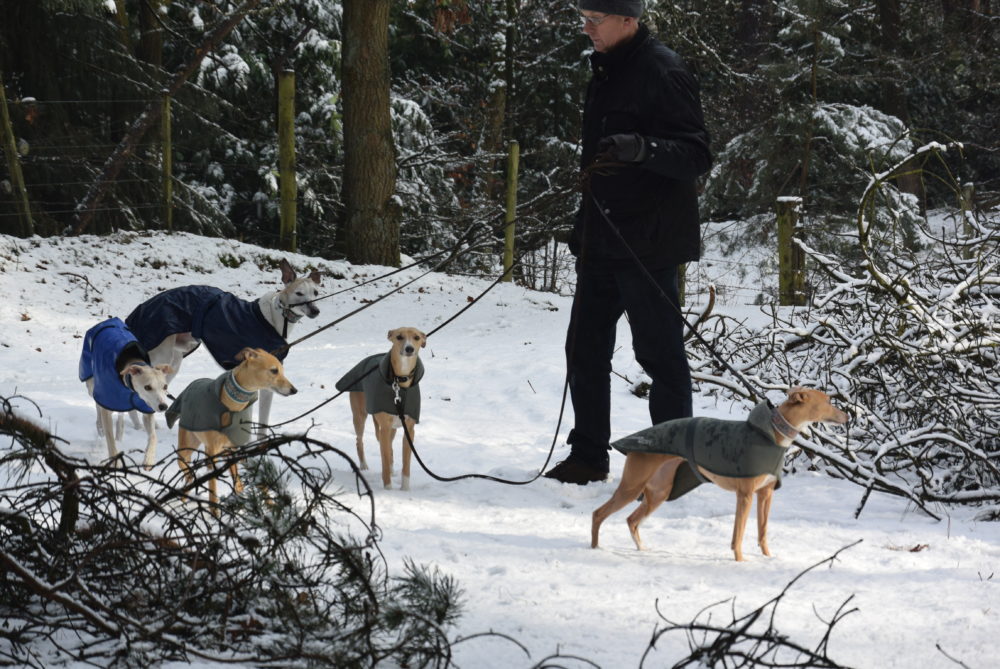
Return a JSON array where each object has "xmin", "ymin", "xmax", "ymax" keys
[
  {"xmin": 79, "ymin": 317, "xmax": 155, "ymax": 413},
  {"xmin": 611, "ymin": 402, "xmax": 785, "ymax": 501},
  {"xmin": 335, "ymin": 353, "xmax": 423, "ymax": 421},
  {"xmin": 165, "ymin": 372, "xmax": 257, "ymax": 447}
]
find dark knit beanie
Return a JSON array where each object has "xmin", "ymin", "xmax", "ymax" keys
[{"xmin": 578, "ymin": 0, "xmax": 643, "ymax": 18}]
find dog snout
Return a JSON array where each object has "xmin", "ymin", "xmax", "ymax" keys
[
  {"xmin": 403, "ymin": 344, "xmax": 415, "ymax": 356},
  {"xmin": 157, "ymin": 402, "xmax": 169, "ymax": 411}
]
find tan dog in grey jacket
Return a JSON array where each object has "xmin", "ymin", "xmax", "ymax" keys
[{"xmin": 336, "ymin": 327, "xmax": 427, "ymax": 491}]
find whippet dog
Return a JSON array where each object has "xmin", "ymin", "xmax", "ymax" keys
[
  {"xmin": 591, "ymin": 388, "xmax": 849, "ymax": 561},
  {"xmin": 336, "ymin": 327, "xmax": 427, "ymax": 491},
  {"xmin": 126, "ymin": 259, "xmax": 320, "ymax": 436},
  {"xmin": 79, "ymin": 317, "xmax": 173, "ymax": 469},
  {"xmin": 167, "ymin": 347, "xmax": 297, "ymax": 515}
]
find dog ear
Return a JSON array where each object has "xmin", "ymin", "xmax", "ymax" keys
[
  {"xmin": 123, "ymin": 364, "xmax": 144, "ymax": 377},
  {"xmin": 156, "ymin": 364, "xmax": 174, "ymax": 376},
  {"xmin": 387, "ymin": 329, "xmax": 395, "ymax": 341},
  {"xmin": 279, "ymin": 258, "xmax": 296, "ymax": 285},
  {"xmin": 788, "ymin": 387, "xmax": 808, "ymax": 404},
  {"xmin": 419, "ymin": 331, "xmax": 427, "ymax": 347},
  {"xmin": 236, "ymin": 347, "xmax": 256, "ymax": 361},
  {"xmin": 308, "ymin": 269, "xmax": 322, "ymax": 285}
]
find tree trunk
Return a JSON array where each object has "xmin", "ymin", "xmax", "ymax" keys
[
  {"xmin": 878, "ymin": 0, "xmax": 926, "ymax": 215},
  {"xmin": 733, "ymin": 0, "xmax": 771, "ymax": 126},
  {"xmin": 342, "ymin": 0, "xmax": 399, "ymax": 266}
]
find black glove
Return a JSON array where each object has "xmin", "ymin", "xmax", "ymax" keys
[{"xmin": 596, "ymin": 133, "xmax": 648, "ymax": 163}]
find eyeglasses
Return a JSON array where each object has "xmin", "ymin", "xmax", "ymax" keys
[{"xmin": 580, "ymin": 13, "xmax": 610, "ymax": 26}]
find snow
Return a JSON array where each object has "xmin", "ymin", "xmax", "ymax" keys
[{"xmin": 1, "ymin": 231, "xmax": 998, "ymax": 667}]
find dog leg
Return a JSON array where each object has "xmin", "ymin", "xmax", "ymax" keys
[
  {"xmin": 255, "ymin": 388, "xmax": 274, "ymax": 440},
  {"xmin": 97, "ymin": 406, "xmax": 119, "ymax": 464},
  {"xmin": 177, "ymin": 428, "xmax": 198, "ymax": 485},
  {"xmin": 206, "ymin": 451, "xmax": 220, "ymax": 516},
  {"xmin": 228, "ymin": 448, "xmax": 243, "ymax": 495},
  {"xmin": 374, "ymin": 413, "xmax": 395, "ymax": 489},
  {"xmin": 349, "ymin": 392, "xmax": 368, "ymax": 470},
  {"xmin": 591, "ymin": 453, "xmax": 665, "ymax": 549},
  {"xmin": 114, "ymin": 412, "xmax": 126, "ymax": 443},
  {"xmin": 401, "ymin": 417, "xmax": 415, "ymax": 491},
  {"xmin": 756, "ymin": 483, "xmax": 775, "ymax": 557},
  {"xmin": 626, "ymin": 457, "xmax": 683, "ymax": 551},
  {"xmin": 732, "ymin": 489, "xmax": 754, "ymax": 561},
  {"xmin": 142, "ymin": 412, "xmax": 158, "ymax": 470}
]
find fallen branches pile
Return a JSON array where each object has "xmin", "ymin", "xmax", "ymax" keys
[
  {"xmin": 0, "ymin": 396, "xmax": 462, "ymax": 668},
  {"xmin": 644, "ymin": 542, "xmax": 862, "ymax": 669},
  {"xmin": 686, "ymin": 151, "xmax": 999, "ymax": 518}
]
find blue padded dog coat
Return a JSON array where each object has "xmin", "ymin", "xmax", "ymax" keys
[{"xmin": 79, "ymin": 317, "xmax": 155, "ymax": 413}]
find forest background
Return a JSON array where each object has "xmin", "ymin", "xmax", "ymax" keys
[
  {"xmin": 3, "ymin": 1, "xmax": 1000, "ymax": 666},
  {"xmin": 1, "ymin": 0, "xmax": 997, "ymax": 271}
]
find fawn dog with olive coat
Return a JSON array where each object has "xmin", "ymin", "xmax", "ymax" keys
[
  {"xmin": 591, "ymin": 388, "xmax": 848, "ymax": 561},
  {"xmin": 167, "ymin": 348, "xmax": 297, "ymax": 513},
  {"xmin": 337, "ymin": 327, "xmax": 427, "ymax": 491}
]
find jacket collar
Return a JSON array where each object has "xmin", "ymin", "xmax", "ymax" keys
[{"xmin": 589, "ymin": 22, "xmax": 651, "ymax": 75}]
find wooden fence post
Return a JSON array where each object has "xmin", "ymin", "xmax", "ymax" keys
[
  {"xmin": 502, "ymin": 139, "xmax": 519, "ymax": 281},
  {"xmin": 0, "ymin": 71, "xmax": 33, "ymax": 237},
  {"xmin": 278, "ymin": 69, "xmax": 297, "ymax": 252},
  {"xmin": 777, "ymin": 196, "xmax": 805, "ymax": 306},
  {"xmin": 161, "ymin": 90, "xmax": 173, "ymax": 231}
]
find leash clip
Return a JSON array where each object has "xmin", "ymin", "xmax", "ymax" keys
[{"xmin": 392, "ymin": 380, "xmax": 401, "ymax": 405}]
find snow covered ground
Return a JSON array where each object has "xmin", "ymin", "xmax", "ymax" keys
[{"xmin": 2, "ymin": 231, "xmax": 998, "ymax": 667}]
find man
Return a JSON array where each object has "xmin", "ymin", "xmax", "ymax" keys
[{"xmin": 543, "ymin": 0, "xmax": 712, "ymax": 484}]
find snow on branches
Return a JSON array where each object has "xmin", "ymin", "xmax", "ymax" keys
[{"xmin": 688, "ymin": 150, "xmax": 999, "ymax": 520}]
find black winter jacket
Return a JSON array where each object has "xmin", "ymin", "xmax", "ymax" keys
[{"xmin": 571, "ymin": 24, "xmax": 712, "ymax": 269}]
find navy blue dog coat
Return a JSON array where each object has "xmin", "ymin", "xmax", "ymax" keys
[
  {"xmin": 79, "ymin": 317, "xmax": 155, "ymax": 413},
  {"xmin": 125, "ymin": 285, "xmax": 287, "ymax": 370}
]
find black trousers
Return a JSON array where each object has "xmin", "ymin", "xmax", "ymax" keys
[{"xmin": 564, "ymin": 262, "xmax": 692, "ymax": 467}]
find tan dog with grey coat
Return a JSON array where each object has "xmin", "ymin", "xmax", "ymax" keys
[
  {"xmin": 336, "ymin": 327, "xmax": 427, "ymax": 490},
  {"xmin": 167, "ymin": 347, "xmax": 297, "ymax": 514},
  {"xmin": 591, "ymin": 388, "xmax": 848, "ymax": 561}
]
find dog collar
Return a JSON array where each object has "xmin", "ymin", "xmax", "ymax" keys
[
  {"xmin": 223, "ymin": 370, "xmax": 257, "ymax": 404},
  {"xmin": 770, "ymin": 408, "xmax": 799, "ymax": 441}
]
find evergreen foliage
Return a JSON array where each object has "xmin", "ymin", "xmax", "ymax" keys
[
  {"xmin": 0, "ymin": 423, "xmax": 465, "ymax": 667},
  {"xmin": 1, "ymin": 0, "xmax": 996, "ymax": 259}
]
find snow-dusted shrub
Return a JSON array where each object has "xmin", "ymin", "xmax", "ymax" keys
[
  {"xmin": 690, "ymin": 147, "xmax": 999, "ymax": 518},
  {"xmin": 0, "ymin": 411, "xmax": 462, "ymax": 667}
]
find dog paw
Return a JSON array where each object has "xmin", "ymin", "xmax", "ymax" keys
[{"xmin": 401, "ymin": 476, "xmax": 410, "ymax": 491}]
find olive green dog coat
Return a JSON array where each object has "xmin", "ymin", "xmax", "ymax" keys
[
  {"xmin": 611, "ymin": 402, "xmax": 785, "ymax": 501},
  {"xmin": 165, "ymin": 372, "xmax": 257, "ymax": 447},
  {"xmin": 335, "ymin": 353, "xmax": 423, "ymax": 421}
]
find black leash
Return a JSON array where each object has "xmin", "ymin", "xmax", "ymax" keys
[
  {"xmin": 267, "ymin": 247, "xmax": 570, "ymax": 485},
  {"xmin": 584, "ymin": 185, "xmax": 767, "ymax": 405},
  {"xmin": 387, "ymin": 162, "xmax": 770, "ymax": 487}
]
